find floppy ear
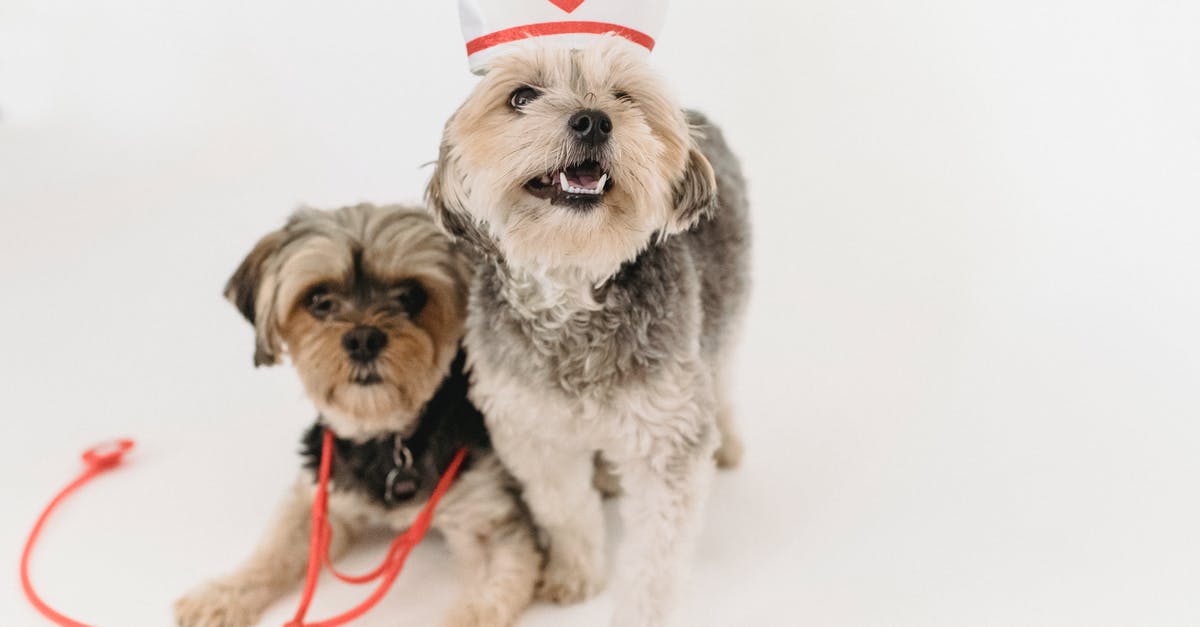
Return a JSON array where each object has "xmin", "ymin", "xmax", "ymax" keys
[
  {"xmin": 224, "ymin": 228, "xmax": 287, "ymax": 367},
  {"xmin": 426, "ymin": 138, "xmax": 500, "ymax": 258},
  {"xmin": 665, "ymin": 146, "xmax": 719, "ymax": 235}
]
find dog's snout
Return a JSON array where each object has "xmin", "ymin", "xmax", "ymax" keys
[
  {"xmin": 568, "ymin": 109, "xmax": 612, "ymax": 146},
  {"xmin": 342, "ymin": 326, "xmax": 387, "ymax": 363}
]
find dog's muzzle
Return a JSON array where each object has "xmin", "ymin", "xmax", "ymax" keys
[{"xmin": 524, "ymin": 159, "xmax": 614, "ymax": 209}]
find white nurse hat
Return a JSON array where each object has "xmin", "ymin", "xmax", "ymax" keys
[{"xmin": 458, "ymin": 0, "xmax": 668, "ymax": 74}]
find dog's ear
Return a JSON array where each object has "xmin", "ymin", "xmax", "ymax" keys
[
  {"xmin": 224, "ymin": 227, "xmax": 287, "ymax": 367},
  {"xmin": 426, "ymin": 138, "xmax": 500, "ymax": 258},
  {"xmin": 665, "ymin": 146, "xmax": 719, "ymax": 235}
]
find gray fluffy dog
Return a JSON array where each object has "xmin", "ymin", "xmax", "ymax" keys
[{"xmin": 427, "ymin": 37, "xmax": 751, "ymax": 627}]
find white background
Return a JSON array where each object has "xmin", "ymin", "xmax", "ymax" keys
[{"xmin": 2, "ymin": 1, "xmax": 1198, "ymax": 625}]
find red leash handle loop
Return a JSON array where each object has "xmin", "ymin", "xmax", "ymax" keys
[
  {"xmin": 19, "ymin": 434, "xmax": 459, "ymax": 627},
  {"xmin": 20, "ymin": 439, "xmax": 136, "ymax": 627},
  {"xmin": 287, "ymin": 430, "xmax": 468, "ymax": 627}
]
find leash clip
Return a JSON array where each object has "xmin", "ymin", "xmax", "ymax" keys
[
  {"xmin": 82, "ymin": 439, "xmax": 135, "ymax": 470},
  {"xmin": 23, "ymin": 437, "xmax": 137, "ymax": 626}
]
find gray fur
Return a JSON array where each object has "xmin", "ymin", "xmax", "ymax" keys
[
  {"xmin": 470, "ymin": 111, "xmax": 749, "ymax": 398},
  {"xmin": 451, "ymin": 110, "xmax": 751, "ymax": 626}
]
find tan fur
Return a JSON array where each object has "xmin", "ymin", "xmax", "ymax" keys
[
  {"xmin": 177, "ymin": 204, "xmax": 539, "ymax": 627},
  {"xmin": 224, "ymin": 203, "xmax": 471, "ymax": 438},
  {"xmin": 429, "ymin": 38, "xmax": 715, "ymax": 281},
  {"xmin": 427, "ymin": 38, "xmax": 746, "ymax": 627},
  {"xmin": 174, "ymin": 479, "xmax": 358, "ymax": 627},
  {"xmin": 278, "ymin": 286, "xmax": 450, "ymax": 435}
]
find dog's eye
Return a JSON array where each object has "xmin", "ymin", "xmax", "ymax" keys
[
  {"xmin": 509, "ymin": 87, "xmax": 540, "ymax": 110},
  {"xmin": 305, "ymin": 286, "xmax": 337, "ymax": 318},
  {"xmin": 613, "ymin": 90, "xmax": 633, "ymax": 103},
  {"xmin": 390, "ymin": 281, "xmax": 428, "ymax": 316}
]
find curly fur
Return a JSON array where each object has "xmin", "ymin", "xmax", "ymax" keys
[
  {"xmin": 175, "ymin": 204, "xmax": 540, "ymax": 627},
  {"xmin": 427, "ymin": 38, "xmax": 751, "ymax": 627}
]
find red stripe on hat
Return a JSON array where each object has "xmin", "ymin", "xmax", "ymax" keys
[{"xmin": 466, "ymin": 21, "xmax": 656, "ymax": 56}]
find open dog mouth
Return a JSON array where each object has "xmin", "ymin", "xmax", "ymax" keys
[
  {"xmin": 524, "ymin": 160, "xmax": 613, "ymax": 208},
  {"xmin": 350, "ymin": 370, "xmax": 383, "ymax": 385}
]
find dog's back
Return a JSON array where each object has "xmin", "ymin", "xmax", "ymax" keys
[{"xmin": 684, "ymin": 110, "xmax": 752, "ymax": 359}]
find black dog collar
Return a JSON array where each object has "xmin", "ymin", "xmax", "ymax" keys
[{"xmin": 300, "ymin": 349, "xmax": 489, "ymax": 509}]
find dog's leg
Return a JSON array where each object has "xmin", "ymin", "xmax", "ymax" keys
[
  {"xmin": 490, "ymin": 429, "xmax": 606, "ymax": 604},
  {"xmin": 174, "ymin": 477, "xmax": 359, "ymax": 627},
  {"xmin": 611, "ymin": 448, "xmax": 716, "ymax": 627},
  {"xmin": 712, "ymin": 360, "xmax": 744, "ymax": 469},
  {"xmin": 440, "ymin": 516, "xmax": 541, "ymax": 627}
]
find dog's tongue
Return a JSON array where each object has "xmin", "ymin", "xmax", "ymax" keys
[
  {"xmin": 570, "ymin": 173, "xmax": 599, "ymax": 188},
  {"xmin": 563, "ymin": 163, "xmax": 603, "ymax": 190}
]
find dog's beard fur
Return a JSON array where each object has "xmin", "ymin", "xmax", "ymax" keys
[
  {"xmin": 225, "ymin": 204, "xmax": 469, "ymax": 439},
  {"xmin": 429, "ymin": 36, "xmax": 717, "ymax": 282},
  {"xmin": 280, "ymin": 301, "xmax": 447, "ymax": 437}
]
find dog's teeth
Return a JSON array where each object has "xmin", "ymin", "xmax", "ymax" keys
[
  {"xmin": 598, "ymin": 173, "xmax": 608, "ymax": 189},
  {"xmin": 559, "ymin": 172, "xmax": 570, "ymax": 191}
]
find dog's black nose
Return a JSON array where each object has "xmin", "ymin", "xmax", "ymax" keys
[
  {"xmin": 342, "ymin": 326, "xmax": 387, "ymax": 363},
  {"xmin": 568, "ymin": 109, "xmax": 612, "ymax": 146}
]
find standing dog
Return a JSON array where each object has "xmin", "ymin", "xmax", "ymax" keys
[
  {"xmin": 175, "ymin": 204, "xmax": 540, "ymax": 627},
  {"xmin": 427, "ymin": 38, "xmax": 751, "ymax": 626}
]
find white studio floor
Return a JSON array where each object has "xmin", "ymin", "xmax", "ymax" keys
[{"xmin": 2, "ymin": 2, "xmax": 1198, "ymax": 626}]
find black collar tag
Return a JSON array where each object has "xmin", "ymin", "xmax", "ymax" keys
[{"xmin": 384, "ymin": 437, "xmax": 419, "ymax": 504}]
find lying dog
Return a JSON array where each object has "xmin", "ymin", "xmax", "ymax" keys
[
  {"xmin": 428, "ymin": 37, "xmax": 751, "ymax": 626},
  {"xmin": 175, "ymin": 204, "xmax": 540, "ymax": 627}
]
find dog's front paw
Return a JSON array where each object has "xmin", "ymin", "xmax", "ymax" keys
[
  {"xmin": 536, "ymin": 545, "xmax": 605, "ymax": 604},
  {"xmin": 442, "ymin": 602, "xmax": 517, "ymax": 627},
  {"xmin": 174, "ymin": 580, "xmax": 268, "ymax": 627}
]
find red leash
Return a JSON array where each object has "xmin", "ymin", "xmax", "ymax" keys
[
  {"xmin": 20, "ymin": 439, "xmax": 136, "ymax": 627},
  {"xmin": 19, "ymin": 435, "xmax": 466, "ymax": 627},
  {"xmin": 286, "ymin": 429, "xmax": 468, "ymax": 627}
]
